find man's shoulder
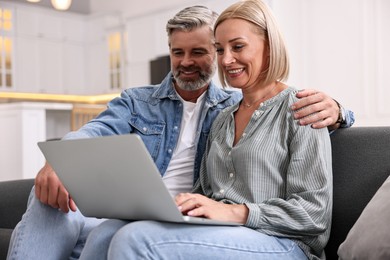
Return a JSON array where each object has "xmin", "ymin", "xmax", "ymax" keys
[
  {"xmin": 223, "ymin": 89, "xmax": 242, "ymax": 100},
  {"xmin": 221, "ymin": 89, "xmax": 242, "ymax": 105},
  {"xmin": 122, "ymin": 85, "xmax": 160, "ymax": 99},
  {"xmin": 209, "ymin": 84, "xmax": 242, "ymax": 104},
  {"xmin": 124, "ymin": 85, "xmax": 158, "ymax": 94},
  {"xmin": 123, "ymin": 75, "xmax": 174, "ymax": 100}
]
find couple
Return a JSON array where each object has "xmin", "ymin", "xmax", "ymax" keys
[{"xmin": 8, "ymin": 1, "xmax": 354, "ymax": 259}]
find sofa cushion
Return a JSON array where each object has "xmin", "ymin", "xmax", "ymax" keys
[{"xmin": 338, "ymin": 175, "xmax": 390, "ymax": 260}]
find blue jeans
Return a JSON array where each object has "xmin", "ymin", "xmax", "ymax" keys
[
  {"xmin": 7, "ymin": 187, "xmax": 105, "ymax": 260},
  {"xmin": 80, "ymin": 219, "xmax": 308, "ymax": 260}
]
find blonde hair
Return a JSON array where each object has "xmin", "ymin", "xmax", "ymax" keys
[{"xmin": 214, "ymin": 0, "xmax": 289, "ymax": 87}]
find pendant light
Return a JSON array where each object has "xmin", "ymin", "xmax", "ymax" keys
[{"xmin": 51, "ymin": 0, "xmax": 72, "ymax": 11}]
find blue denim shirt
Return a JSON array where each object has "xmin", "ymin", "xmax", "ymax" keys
[
  {"xmin": 64, "ymin": 73, "xmax": 242, "ymax": 183},
  {"xmin": 342, "ymin": 109, "xmax": 355, "ymax": 129}
]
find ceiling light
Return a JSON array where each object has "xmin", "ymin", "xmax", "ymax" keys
[
  {"xmin": 51, "ymin": 0, "xmax": 72, "ymax": 11},
  {"xmin": 26, "ymin": 0, "xmax": 41, "ymax": 2}
]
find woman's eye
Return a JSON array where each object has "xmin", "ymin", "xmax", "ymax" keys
[{"xmin": 233, "ymin": 45, "xmax": 244, "ymax": 51}]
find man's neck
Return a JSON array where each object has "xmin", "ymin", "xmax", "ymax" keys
[{"xmin": 174, "ymin": 84, "xmax": 209, "ymax": 103}]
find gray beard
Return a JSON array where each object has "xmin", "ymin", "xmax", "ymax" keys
[
  {"xmin": 175, "ymin": 77, "xmax": 209, "ymax": 91},
  {"xmin": 173, "ymin": 63, "xmax": 216, "ymax": 91}
]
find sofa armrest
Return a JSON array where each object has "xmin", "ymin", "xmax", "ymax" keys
[{"xmin": 0, "ymin": 179, "xmax": 34, "ymax": 229}]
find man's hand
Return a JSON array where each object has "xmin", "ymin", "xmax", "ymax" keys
[
  {"xmin": 34, "ymin": 162, "xmax": 77, "ymax": 213},
  {"xmin": 175, "ymin": 193, "xmax": 248, "ymax": 224},
  {"xmin": 291, "ymin": 89, "xmax": 340, "ymax": 129}
]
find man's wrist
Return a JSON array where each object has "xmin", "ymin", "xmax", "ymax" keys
[{"xmin": 335, "ymin": 100, "xmax": 346, "ymax": 125}]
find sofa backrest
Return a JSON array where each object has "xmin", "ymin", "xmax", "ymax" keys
[{"xmin": 325, "ymin": 127, "xmax": 390, "ymax": 259}]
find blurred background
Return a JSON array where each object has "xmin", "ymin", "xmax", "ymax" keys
[{"xmin": 0, "ymin": 0, "xmax": 389, "ymax": 181}]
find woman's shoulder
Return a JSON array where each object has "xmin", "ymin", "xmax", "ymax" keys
[{"xmin": 281, "ymin": 86, "xmax": 299, "ymax": 104}]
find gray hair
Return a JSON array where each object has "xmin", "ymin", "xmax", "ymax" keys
[{"xmin": 166, "ymin": 6, "xmax": 219, "ymax": 41}]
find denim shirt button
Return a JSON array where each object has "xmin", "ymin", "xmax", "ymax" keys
[
  {"xmin": 142, "ymin": 127, "xmax": 147, "ymax": 132},
  {"xmin": 168, "ymin": 149, "xmax": 172, "ymax": 153},
  {"xmin": 174, "ymin": 126, "xmax": 178, "ymax": 130}
]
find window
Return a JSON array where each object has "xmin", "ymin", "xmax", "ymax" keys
[
  {"xmin": 107, "ymin": 31, "xmax": 127, "ymax": 90},
  {"xmin": 0, "ymin": 8, "xmax": 14, "ymax": 89}
]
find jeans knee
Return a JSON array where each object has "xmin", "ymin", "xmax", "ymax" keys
[
  {"xmin": 108, "ymin": 221, "xmax": 158, "ymax": 256},
  {"xmin": 87, "ymin": 219, "xmax": 126, "ymax": 245}
]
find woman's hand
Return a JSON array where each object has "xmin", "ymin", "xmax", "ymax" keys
[{"xmin": 175, "ymin": 193, "xmax": 249, "ymax": 224}]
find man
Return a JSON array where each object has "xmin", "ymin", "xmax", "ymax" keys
[{"xmin": 7, "ymin": 5, "xmax": 354, "ymax": 260}]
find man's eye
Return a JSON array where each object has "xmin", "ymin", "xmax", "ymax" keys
[
  {"xmin": 172, "ymin": 51, "xmax": 183, "ymax": 56},
  {"xmin": 193, "ymin": 51, "xmax": 206, "ymax": 56}
]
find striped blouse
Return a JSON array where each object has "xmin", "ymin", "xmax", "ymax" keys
[{"xmin": 193, "ymin": 86, "xmax": 333, "ymax": 260}]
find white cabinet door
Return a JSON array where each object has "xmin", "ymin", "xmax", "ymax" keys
[
  {"xmin": 15, "ymin": 8, "xmax": 38, "ymax": 37},
  {"xmin": 62, "ymin": 18, "xmax": 85, "ymax": 43},
  {"xmin": 16, "ymin": 36, "xmax": 88, "ymax": 94},
  {"xmin": 14, "ymin": 36, "xmax": 40, "ymax": 93},
  {"xmin": 85, "ymin": 41, "xmax": 110, "ymax": 94},
  {"xmin": 39, "ymin": 39, "xmax": 63, "ymax": 94},
  {"xmin": 14, "ymin": 5, "xmax": 88, "ymax": 94},
  {"xmin": 38, "ymin": 12, "xmax": 63, "ymax": 41},
  {"xmin": 63, "ymin": 43, "xmax": 86, "ymax": 94}
]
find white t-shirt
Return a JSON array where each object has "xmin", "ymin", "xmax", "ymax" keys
[{"xmin": 162, "ymin": 91, "xmax": 206, "ymax": 197}]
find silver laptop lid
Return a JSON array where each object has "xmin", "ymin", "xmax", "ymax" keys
[
  {"xmin": 38, "ymin": 134, "xmax": 241, "ymax": 226},
  {"xmin": 38, "ymin": 134, "xmax": 185, "ymax": 221}
]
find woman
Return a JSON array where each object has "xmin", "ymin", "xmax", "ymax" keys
[{"xmin": 106, "ymin": 1, "xmax": 332, "ymax": 259}]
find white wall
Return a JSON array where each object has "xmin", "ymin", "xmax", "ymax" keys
[{"xmin": 272, "ymin": 0, "xmax": 390, "ymax": 126}]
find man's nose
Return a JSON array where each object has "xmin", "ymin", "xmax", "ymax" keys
[{"xmin": 181, "ymin": 54, "xmax": 195, "ymax": 67}]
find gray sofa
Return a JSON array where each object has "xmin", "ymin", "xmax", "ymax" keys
[{"xmin": 1, "ymin": 127, "xmax": 390, "ymax": 259}]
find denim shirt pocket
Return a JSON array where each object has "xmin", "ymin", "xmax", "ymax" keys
[{"xmin": 129, "ymin": 116, "xmax": 165, "ymax": 161}]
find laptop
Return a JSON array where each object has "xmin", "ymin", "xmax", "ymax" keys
[{"xmin": 37, "ymin": 134, "xmax": 241, "ymax": 226}]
